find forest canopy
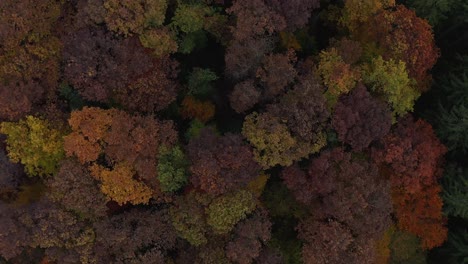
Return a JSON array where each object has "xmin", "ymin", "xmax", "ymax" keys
[{"xmin": 0, "ymin": 0, "xmax": 467, "ymax": 263}]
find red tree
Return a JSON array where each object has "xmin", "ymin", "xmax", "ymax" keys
[{"xmin": 372, "ymin": 115, "xmax": 447, "ymax": 193}]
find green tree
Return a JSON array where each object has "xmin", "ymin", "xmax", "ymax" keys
[
  {"xmin": 389, "ymin": 230, "xmax": 427, "ymax": 264},
  {"xmin": 406, "ymin": 0, "xmax": 467, "ymax": 28},
  {"xmin": 1, "ymin": 116, "xmax": 65, "ymax": 177},
  {"xmin": 103, "ymin": 0, "xmax": 168, "ymax": 36},
  {"xmin": 431, "ymin": 56, "xmax": 468, "ymax": 154},
  {"xmin": 157, "ymin": 146, "xmax": 189, "ymax": 193},
  {"xmin": 363, "ymin": 56, "xmax": 420, "ymax": 119},
  {"xmin": 242, "ymin": 112, "xmax": 297, "ymax": 168},
  {"xmin": 442, "ymin": 164, "xmax": 468, "ymax": 219},
  {"xmin": 139, "ymin": 28, "xmax": 178, "ymax": 57},
  {"xmin": 170, "ymin": 192, "xmax": 209, "ymax": 246},
  {"xmin": 171, "ymin": 3, "xmax": 209, "ymax": 34},
  {"xmin": 437, "ymin": 228, "xmax": 468, "ymax": 264},
  {"xmin": 206, "ymin": 190, "xmax": 257, "ymax": 234},
  {"xmin": 187, "ymin": 68, "xmax": 218, "ymax": 98}
]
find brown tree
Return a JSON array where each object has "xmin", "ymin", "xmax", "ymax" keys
[
  {"xmin": 265, "ymin": 0, "xmax": 320, "ymax": 30},
  {"xmin": 63, "ymin": 27, "xmax": 177, "ymax": 107},
  {"xmin": 256, "ymin": 51, "xmax": 298, "ymax": 100},
  {"xmin": 92, "ymin": 208, "xmax": 176, "ymax": 263},
  {"xmin": 225, "ymin": 37, "xmax": 274, "ymax": 80},
  {"xmin": 0, "ymin": 148, "xmax": 25, "ymax": 196},
  {"xmin": 298, "ymin": 217, "xmax": 376, "ymax": 264},
  {"xmin": 332, "ymin": 84, "xmax": 392, "ymax": 151},
  {"xmin": 46, "ymin": 159, "xmax": 109, "ymax": 219},
  {"xmin": 225, "ymin": 208, "xmax": 272, "ymax": 264},
  {"xmin": 229, "ymin": 79, "xmax": 261, "ymax": 113},
  {"xmin": 0, "ymin": 0, "xmax": 62, "ymax": 121},
  {"xmin": 243, "ymin": 77, "xmax": 329, "ymax": 168},
  {"xmin": 227, "ymin": 0, "xmax": 286, "ymax": 41},
  {"xmin": 282, "ymin": 148, "xmax": 392, "ymax": 238},
  {"xmin": 187, "ymin": 128, "xmax": 261, "ymax": 195}
]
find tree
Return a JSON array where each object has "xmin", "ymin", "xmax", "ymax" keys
[
  {"xmin": 0, "ymin": 200, "xmax": 95, "ymax": 262},
  {"xmin": 393, "ymin": 185, "xmax": 447, "ymax": 249},
  {"xmin": 242, "ymin": 112, "xmax": 299, "ymax": 168},
  {"xmin": 329, "ymin": 38, "xmax": 363, "ymax": 65},
  {"xmin": 0, "ymin": 202, "xmax": 29, "ymax": 260},
  {"xmin": 180, "ymin": 96, "xmax": 215, "ymax": 123},
  {"xmin": 187, "ymin": 128, "xmax": 261, "ymax": 195},
  {"xmin": 139, "ymin": 28, "xmax": 178, "ymax": 57},
  {"xmin": 187, "ymin": 68, "xmax": 218, "ymax": 98},
  {"xmin": 92, "ymin": 208, "xmax": 177, "ymax": 263},
  {"xmin": 430, "ymin": 56, "xmax": 468, "ymax": 154},
  {"xmin": 230, "ymin": 79, "xmax": 261, "ymax": 113},
  {"xmin": 64, "ymin": 107, "xmax": 178, "ymax": 203},
  {"xmin": 63, "ymin": 27, "xmax": 165, "ymax": 103},
  {"xmin": 332, "ymin": 84, "xmax": 392, "ymax": 151},
  {"xmin": 264, "ymin": 0, "xmax": 320, "ymax": 30},
  {"xmin": 0, "ymin": 79, "xmax": 44, "ymax": 121},
  {"xmin": 298, "ymin": 217, "xmax": 376, "ymax": 264},
  {"xmin": 170, "ymin": 192, "xmax": 210, "ymax": 246},
  {"xmin": 1, "ymin": 116, "xmax": 65, "ymax": 177},
  {"xmin": 363, "ymin": 56, "xmax": 420, "ymax": 118},
  {"xmin": 256, "ymin": 51, "xmax": 298, "ymax": 100},
  {"xmin": 389, "ymin": 230, "xmax": 427, "ymax": 264},
  {"xmin": 242, "ymin": 76, "xmax": 329, "ymax": 168},
  {"xmin": 171, "ymin": 3, "xmax": 210, "ymax": 34},
  {"xmin": 90, "ymin": 163, "xmax": 154, "ymax": 205},
  {"xmin": 369, "ymin": 5, "xmax": 439, "ymax": 90},
  {"xmin": 225, "ymin": 37, "xmax": 274, "ymax": 80},
  {"xmin": 372, "ymin": 117, "xmax": 448, "ymax": 249},
  {"xmin": 206, "ymin": 189, "xmax": 257, "ymax": 234},
  {"xmin": 436, "ymin": 228, "xmax": 468, "ymax": 264},
  {"xmin": 317, "ymin": 48, "xmax": 361, "ymax": 106},
  {"xmin": 0, "ymin": 0, "xmax": 62, "ymax": 121},
  {"xmin": 372, "ymin": 116, "xmax": 447, "ymax": 193},
  {"xmin": 157, "ymin": 146, "xmax": 189, "ymax": 193},
  {"xmin": 442, "ymin": 163, "xmax": 468, "ymax": 219},
  {"xmin": 339, "ymin": 0, "xmax": 395, "ymax": 33},
  {"xmin": 0, "ymin": 148, "xmax": 25, "ymax": 196},
  {"xmin": 115, "ymin": 56, "xmax": 179, "ymax": 113},
  {"xmin": 102, "ymin": 0, "xmax": 167, "ymax": 36},
  {"xmin": 227, "ymin": 0, "xmax": 286, "ymax": 41},
  {"xmin": 46, "ymin": 159, "xmax": 109, "ymax": 219},
  {"xmin": 282, "ymin": 148, "xmax": 392, "ymax": 238},
  {"xmin": 267, "ymin": 76, "xmax": 329, "ymax": 144},
  {"xmin": 225, "ymin": 208, "xmax": 272, "ymax": 264},
  {"xmin": 392, "ymin": 185, "xmax": 447, "ymax": 249}
]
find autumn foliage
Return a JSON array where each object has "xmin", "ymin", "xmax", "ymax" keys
[
  {"xmin": 0, "ymin": 0, "xmax": 457, "ymax": 263},
  {"xmin": 63, "ymin": 107, "xmax": 177, "ymax": 204},
  {"xmin": 373, "ymin": 116, "xmax": 448, "ymax": 248}
]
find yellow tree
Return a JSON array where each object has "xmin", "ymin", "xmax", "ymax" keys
[{"xmin": 1, "ymin": 116, "xmax": 65, "ymax": 177}]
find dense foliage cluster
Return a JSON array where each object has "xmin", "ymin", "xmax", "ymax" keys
[{"xmin": 0, "ymin": 0, "xmax": 465, "ymax": 263}]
